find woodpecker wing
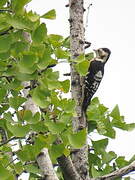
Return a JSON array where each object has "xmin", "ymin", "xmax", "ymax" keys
[{"xmin": 82, "ymin": 60, "xmax": 105, "ymax": 112}]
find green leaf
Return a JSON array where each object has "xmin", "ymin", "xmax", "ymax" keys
[
  {"xmin": 32, "ymin": 23, "xmax": 47, "ymax": 44},
  {"xmin": 62, "ymin": 37, "xmax": 70, "ymax": 49},
  {"xmin": 47, "ymin": 79, "xmax": 61, "ymax": 90},
  {"xmin": 11, "ymin": 41, "xmax": 29, "ymax": 56},
  {"xmin": 85, "ymin": 52, "xmax": 94, "ymax": 60},
  {"xmin": 59, "ymin": 113, "xmax": 72, "ymax": 124},
  {"xmin": 14, "ymin": 162, "xmax": 23, "ymax": 175},
  {"xmin": 55, "ymin": 48, "xmax": 69, "ymax": 59},
  {"xmin": 0, "ymin": 61, "xmax": 7, "ymax": 72},
  {"xmin": 37, "ymin": 134, "xmax": 56, "ymax": 147},
  {"xmin": 22, "ymin": 53, "xmax": 38, "ymax": 67},
  {"xmin": 0, "ymin": 0, "xmax": 7, "ymax": 7},
  {"xmin": 75, "ymin": 54, "xmax": 85, "ymax": 62},
  {"xmin": 37, "ymin": 49, "xmax": 52, "ymax": 69},
  {"xmin": 7, "ymin": 79, "xmax": 22, "ymax": 90},
  {"xmin": 0, "ymin": 104, "xmax": 9, "ymax": 115},
  {"xmin": 41, "ymin": 9, "xmax": 56, "ymax": 20},
  {"xmin": 31, "ymin": 122, "xmax": 48, "ymax": 133},
  {"xmin": 47, "ymin": 69, "xmax": 59, "ymax": 80},
  {"xmin": 34, "ymin": 136, "xmax": 47, "ymax": 153},
  {"xmin": 0, "ymin": 52, "xmax": 10, "ymax": 60},
  {"xmin": 124, "ymin": 177, "xmax": 130, "ymax": 180},
  {"xmin": 59, "ymin": 99, "xmax": 75, "ymax": 113},
  {"xmin": 11, "ymin": 0, "xmax": 32, "ymax": 15},
  {"xmin": 27, "ymin": 10, "xmax": 40, "ymax": 22},
  {"xmin": 30, "ymin": 44, "xmax": 46, "ymax": 56},
  {"xmin": 4, "ymin": 112, "xmax": 13, "ymax": 122},
  {"xmin": 87, "ymin": 105, "xmax": 100, "ymax": 121},
  {"xmin": 50, "ymin": 144, "xmax": 65, "ymax": 160},
  {"xmin": 17, "ymin": 145, "xmax": 36, "ymax": 161},
  {"xmin": 97, "ymin": 117, "xmax": 116, "ymax": 139},
  {"xmin": 0, "ymin": 164, "xmax": 14, "ymax": 180},
  {"xmin": 92, "ymin": 138, "xmax": 108, "ymax": 154},
  {"xmin": 16, "ymin": 71, "xmax": 38, "ymax": 81},
  {"xmin": 129, "ymin": 154, "xmax": 135, "ymax": 164},
  {"xmin": 75, "ymin": 60, "xmax": 90, "ymax": 76},
  {"xmin": 99, "ymin": 104, "xmax": 108, "ymax": 114},
  {"xmin": 110, "ymin": 105, "xmax": 120, "ymax": 120},
  {"xmin": 88, "ymin": 153, "xmax": 102, "ymax": 168},
  {"xmin": 6, "ymin": 123, "xmax": 30, "ymax": 137},
  {"xmin": 39, "ymin": 70, "xmax": 61, "ymax": 90},
  {"xmin": 32, "ymin": 86, "xmax": 50, "ymax": 108},
  {"xmin": 45, "ymin": 121, "xmax": 66, "ymax": 134},
  {"xmin": 0, "ymin": 34, "xmax": 12, "ymax": 53},
  {"xmin": 91, "ymin": 97, "xmax": 100, "ymax": 105},
  {"xmin": 20, "ymin": 110, "xmax": 32, "ymax": 122},
  {"xmin": 101, "ymin": 165, "xmax": 114, "ymax": 176},
  {"xmin": 0, "ymin": 88, "xmax": 6, "ymax": 103},
  {"xmin": 102, "ymin": 151, "xmax": 117, "ymax": 164},
  {"xmin": 60, "ymin": 79, "xmax": 70, "ymax": 93},
  {"xmin": 18, "ymin": 52, "xmax": 38, "ymax": 74},
  {"xmin": 6, "ymin": 14, "xmax": 34, "ymax": 29},
  {"xmin": 9, "ymin": 96, "xmax": 26, "ymax": 110},
  {"xmin": 124, "ymin": 123, "xmax": 135, "ymax": 131},
  {"xmin": 88, "ymin": 121, "xmax": 97, "ymax": 133},
  {"xmin": 116, "ymin": 156, "xmax": 129, "ymax": 168},
  {"xmin": 91, "ymin": 165, "xmax": 101, "ymax": 178},
  {"xmin": 23, "ymin": 111, "xmax": 40, "ymax": 124},
  {"xmin": 25, "ymin": 164, "xmax": 40, "ymax": 174},
  {"xmin": 68, "ymin": 129, "xmax": 87, "ymax": 148},
  {"xmin": 48, "ymin": 34, "xmax": 63, "ymax": 48}
]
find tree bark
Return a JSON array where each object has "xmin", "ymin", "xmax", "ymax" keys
[
  {"xmin": 22, "ymin": 70, "xmax": 59, "ymax": 180},
  {"xmin": 95, "ymin": 160, "xmax": 135, "ymax": 180},
  {"xmin": 57, "ymin": 155, "xmax": 82, "ymax": 180},
  {"xmin": 69, "ymin": 0, "xmax": 89, "ymax": 179}
]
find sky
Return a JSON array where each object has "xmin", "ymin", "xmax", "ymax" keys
[{"xmin": 21, "ymin": 0, "xmax": 135, "ymax": 179}]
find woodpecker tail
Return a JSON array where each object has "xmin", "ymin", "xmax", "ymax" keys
[{"xmin": 82, "ymin": 96, "xmax": 91, "ymax": 113}]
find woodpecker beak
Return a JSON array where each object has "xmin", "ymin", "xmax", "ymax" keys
[
  {"xmin": 93, "ymin": 49, "xmax": 98, "ymax": 54},
  {"xmin": 93, "ymin": 49, "xmax": 98, "ymax": 57}
]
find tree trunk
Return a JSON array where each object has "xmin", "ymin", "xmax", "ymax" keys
[{"xmin": 69, "ymin": 0, "xmax": 89, "ymax": 179}]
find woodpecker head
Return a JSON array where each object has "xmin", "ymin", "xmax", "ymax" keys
[{"xmin": 94, "ymin": 48, "xmax": 111, "ymax": 63}]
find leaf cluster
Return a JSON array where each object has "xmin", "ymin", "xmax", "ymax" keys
[
  {"xmin": 87, "ymin": 98, "xmax": 135, "ymax": 178},
  {"xmin": 0, "ymin": 1, "xmax": 134, "ymax": 179}
]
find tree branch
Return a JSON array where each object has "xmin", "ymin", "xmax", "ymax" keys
[
  {"xmin": 69, "ymin": 0, "xmax": 90, "ymax": 180},
  {"xmin": 57, "ymin": 155, "xmax": 82, "ymax": 180},
  {"xmin": 0, "ymin": 136, "xmax": 24, "ymax": 147},
  {"xmin": 22, "ymin": 80, "xmax": 59, "ymax": 180},
  {"xmin": 0, "ymin": 127, "xmax": 7, "ymax": 143},
  {"xmin": 95, "ymin": 161, "xmax": 135, "ymax": 180},
  {"xmin": 0, "ymin": 9, "xmax": 12, "ymax": 13},
  {"xmin": 0, "ymin": 26, "xmax": 13, "ymax": 36},
  {"xmin": 37, "ymin": 149, "xmax": 59, "ymax": 180}
]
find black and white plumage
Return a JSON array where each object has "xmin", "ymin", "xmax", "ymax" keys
[{"xmin": 82, "ymin": 48, "xmax": 111, "ymax": 112}]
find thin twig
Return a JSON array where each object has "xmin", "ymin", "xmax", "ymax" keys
[
  {"xmin": 85, "ymin": 2, "xmax": 92, "ymax": 30},
  {"xmin": 85, "ymin": 1, "xmax": 92, "ymax": 42},
  {"xmin": 85, "ymin": 41, "xmax": 91, "ymax": 49},
  {"xmin": 0, "ymin": 26, "xmax": 13, "ymax": 36},
  {"xmin": 5, "ymin": 157, "xmax": 18, "ymax": 168},
  {"xmin": 0, "ymin": 9, "xmax": 12, "ymax": 13},
  {"xmin": 63, "ymin": 73, "xmax": 71, "ymax": 76},
  {"xmin": 0, "ymin": 136, "xmax": 24, "ymax": 147},
  {"xmin": 91, "ymin": 161, "xmax": 135, "ymax": 180}
]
